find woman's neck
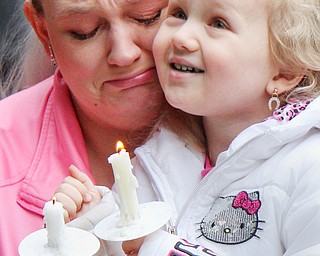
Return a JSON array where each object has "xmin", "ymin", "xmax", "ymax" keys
[{"xmin": 74, "ymin": 107, "xmax": 154, "ymax": 188}]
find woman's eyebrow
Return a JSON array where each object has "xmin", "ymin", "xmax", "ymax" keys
[{"xmin": 55, "ymin": 4, "xmax": 95, "ymax": 17}]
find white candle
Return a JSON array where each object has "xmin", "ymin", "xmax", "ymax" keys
[
  {"xmin": 43, "ymin": 198, "xmax": 66, "ymax": 248},
  {"xmin": 108, "ymin": 141, "xmax": 140, "ymax": 226}
]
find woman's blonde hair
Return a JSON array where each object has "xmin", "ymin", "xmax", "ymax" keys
[{"xmin": 268, "ymin": 0, "xmax": 320, "ymax": 101}]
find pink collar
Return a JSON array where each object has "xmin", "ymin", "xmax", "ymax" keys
[{"xmin": 201, "ymin": 155, "xmax": 213, "ymax": 178}]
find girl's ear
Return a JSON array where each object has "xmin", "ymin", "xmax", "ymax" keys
[
  {"xmin": 266, "ymin": 72, "xmax": 304, "ymax": 96},
  {"xmin": 24, "ymin": 0, "xmax": 50, "ymax": 56}
]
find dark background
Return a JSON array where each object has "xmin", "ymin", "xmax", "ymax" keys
[{"xmin": 0, "ymin": 0, "xmax": 25, "ymax": 44}]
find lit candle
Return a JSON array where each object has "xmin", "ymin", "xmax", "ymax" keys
[
  {"xmin": 43, "ymin": 197, "xmax": 66, "ymax": 248},
  {"xmin": 108, "ymin": 141, "xmax": 140, "ymax": 226}
]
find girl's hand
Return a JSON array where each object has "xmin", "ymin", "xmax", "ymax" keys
[
  {"xmin": 122, "ymin": 237, "xmax": 145, "ymax": 256},
  {"xmin": 54, "ymin": 164, "xmax": 101, "ymax": 222}
]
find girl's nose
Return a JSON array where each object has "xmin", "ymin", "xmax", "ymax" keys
[{"xmin": 171, "ymin": 23, "xmax": 199, "ymax": 52}]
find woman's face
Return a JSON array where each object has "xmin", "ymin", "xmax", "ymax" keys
[{"xmin": 35, "ymin": 0, "xmax": 168, "ymax": 130}]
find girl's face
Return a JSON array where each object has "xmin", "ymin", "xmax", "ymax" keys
[
  {"xmin": 32, "ymin": 0, "xmax": 168, "ymax": 130},
  {"xmin": 154, "ymin": 0, "xmax": 279, "ymax": 124}
]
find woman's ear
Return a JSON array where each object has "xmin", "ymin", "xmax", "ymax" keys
[
  {"xmin": 24, "ymin": 0, "xmax": 50, "ymax": 56},
  {"xmin": 266, "ymin": 72, "xmax": 304, "ymax": 96}
]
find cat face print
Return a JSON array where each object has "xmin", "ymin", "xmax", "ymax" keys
[{"xmin": 198, "ymin": 191, "xmax": 264, "ymax": 245}]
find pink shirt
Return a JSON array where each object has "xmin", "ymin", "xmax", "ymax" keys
[{"xmin": 0, "ymin": 70, "xmax": 95, "ymax": 255}]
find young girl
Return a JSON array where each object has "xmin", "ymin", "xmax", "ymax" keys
[
  {"xmin": 127, "ymin": 0, "xmax": 320, "ymax": 255},
  {"xmin": 55, "ymin": 0, "xmax": 320, "ymax": 255},
  {"xmin": 0, "ymin": 0, "xmax": 170, "ymax": 255}
]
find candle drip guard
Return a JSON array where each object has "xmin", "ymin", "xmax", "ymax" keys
[
  {"xmin": 94, "ymin": 201, "xmax": 171, "ymax": 241},
  {"xmin": 18, "ymin": 227, "xmax": 100, "ymax": 256}
]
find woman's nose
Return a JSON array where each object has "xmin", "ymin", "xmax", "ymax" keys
[{"xmin": 107, "ymin": 26, "xmax": 141, "ymax": 66}]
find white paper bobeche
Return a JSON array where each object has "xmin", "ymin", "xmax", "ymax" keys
[
  {"xmin": 19, "ymin": 199, "xmax": 100, "ymax": 256},
  {"xmin": 94, "ymin": 201, "xmax": 171, "ymax": 241}
]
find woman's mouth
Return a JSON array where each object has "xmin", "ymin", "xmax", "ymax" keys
[{"xmin": 105, "ymin": 68, "xmax": 158, "ymax": 89}]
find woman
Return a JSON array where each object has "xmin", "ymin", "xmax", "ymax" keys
[{"xmin": 0, "ymin": 0, "xmax": 171, "ymax": 255}]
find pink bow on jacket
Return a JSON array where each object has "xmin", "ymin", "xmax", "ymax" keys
[{"xmin": 232, "ymin": 191, "xmax": 261, "ymax": 215}]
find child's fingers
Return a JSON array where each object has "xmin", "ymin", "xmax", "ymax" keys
[
  {"xmin": 63, "ymin": 175, "xmax": 93, "ymax": 203},
  {"xmin": 68, "ymin": 165, "xmax": 101, "ymax": 203},
  {"xmin": 51, "ymin": 165, "xmax": 102, "ymax": 223},
  {"xmin": 55, "ymin": 181, "xmax": 84, "ymax": 211},
  {"xmin": 53, "ymin": 192, "xmax": 78, "ymax": 221}
]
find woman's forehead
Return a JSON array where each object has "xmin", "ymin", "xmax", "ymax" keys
[
  {"xmin": 49, "ymin": 0, "xmax": 145, "ymax": 7},
  {"xmin": 46, "ymin": 0, "xmax": 154, "ymax": 15}
]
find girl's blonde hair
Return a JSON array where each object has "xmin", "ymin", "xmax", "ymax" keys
[{"xmin": 268, "ymin": 0, "xmax": 320, "ymax": 101}]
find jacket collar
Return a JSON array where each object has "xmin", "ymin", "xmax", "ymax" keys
[{"xmin": 218, "ymin": 96, "xmax": 320, "ymax": 166}]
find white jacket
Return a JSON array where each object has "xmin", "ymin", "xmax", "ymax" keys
[{"xmin": 133, "ymin": 96, "xmax": 320, "ymax": 256}]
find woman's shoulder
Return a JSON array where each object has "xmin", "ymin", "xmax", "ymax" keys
[
  {"xmin": 0, "ymin": 75, "xmax": 56, "ymax": 183},
  {"xmin": 0, "ymin": 76, "xmax": 53, "ymax": 107},
  {"xmin": 0, "ymin": 77, "xmax": 53, "ymax": 127}
]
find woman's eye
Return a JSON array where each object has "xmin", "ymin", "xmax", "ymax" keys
[
  {"xmin": 136, "ymin": 10, "xmax": 162, "ymax": 25},
  {"xmin": 71, "ymin": 26, "xmax": 99, "ymax": 41},
  {"xmin": 211, "ymin": 19, "xmax": 227, "ymax": 29},
  {"xmin": 171, "ymin": 9, "xmax": 187, "ymax": 20}
]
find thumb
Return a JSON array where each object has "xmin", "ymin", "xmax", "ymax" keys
[{"xmin": 69, "ymin": 164, "xmax": 96, "ymax": 190}]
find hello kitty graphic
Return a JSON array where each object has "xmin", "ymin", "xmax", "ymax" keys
[{"xmin": 198, "ymin": 191, "xmax": 265, "ymax": 245}]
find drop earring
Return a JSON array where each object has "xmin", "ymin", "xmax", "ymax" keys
[
  {"xmin": 268, "ymin": 88, "xmax": 280, "ymax": 111},
  {"xmin": 48, "ymin": 45, "xmax": 57, "ymax": 67}
]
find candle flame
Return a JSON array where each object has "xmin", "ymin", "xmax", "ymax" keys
[
  {"xmin": 52, "ymin": 197, "xmax": 56, "ymax": 205},
  {"xmin": 116, "ymin": 141, "xmax": 125, "ymax": 153}
]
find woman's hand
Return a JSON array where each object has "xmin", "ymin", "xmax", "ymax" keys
[
  {"xmin": 53, "ymin": 164, "xmax": 101, "ymax": 222},
  {"xmin": 122, "ymin": 237, "xmax": 145, "ymax": 256}
]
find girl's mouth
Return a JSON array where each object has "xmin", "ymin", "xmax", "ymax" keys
[{"xmin": 171, "ymin": 63, "xmax": 204, "ymax": 73}]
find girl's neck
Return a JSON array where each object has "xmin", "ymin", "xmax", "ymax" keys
[
  {"xmin": 203, "ymin": 112, "xmax": 269, "ymax": 165},
  {"xmin": 204, "ymin": 118, "xmax": 238, "ymax": 165}
]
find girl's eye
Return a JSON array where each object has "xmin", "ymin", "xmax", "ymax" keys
[
  {"xmin": 171, "ymin": 9, "xmax": 187, "ymax": 20},
  {"xmin": 136, "ymin": 10, "xmax": 162, "ymax": 25},
  {"xmin": 71, "ymin": 26, "xmax": 100, "ymax": 41},
  {"xmin": 211, "ymin": 18, "xmax": 228, "ymax": 29}
]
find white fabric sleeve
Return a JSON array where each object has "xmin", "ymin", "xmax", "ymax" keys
[
  {"xmin": 138, "ymin": 230, "xmax": 226, "ymax": 256},
  {"xmin": 138, "ymin": 230, "xmax": 179, "ymax": 255},
  {"xmin": 67, "ymin": 186, "xmax": 117, "ymax": 231}
]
